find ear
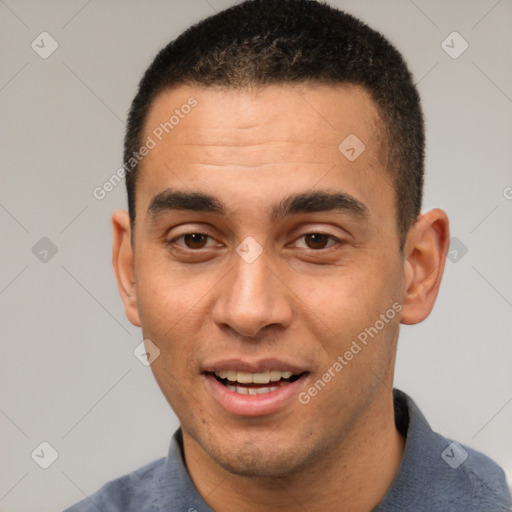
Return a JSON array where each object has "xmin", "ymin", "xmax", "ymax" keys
[
  {"xmin": 400, "ymin": 208, "xmax": 450, "ymax": 325},
  {"xmin": 112, "ymin": 209, "xmax": 141, "ymax": 327}
]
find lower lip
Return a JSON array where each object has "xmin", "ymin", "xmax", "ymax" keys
[{"xmin": 204, "ymin": 373, "xmax": 308, "ymax": 417}]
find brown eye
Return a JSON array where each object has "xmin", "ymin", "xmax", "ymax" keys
[
  {"xmin": 304, "ymin": 233, "xmax": 330, "ymax": 249},
  {"xmin": 183, "ymin": 233, "xmax": 209, "ymax": 249}
]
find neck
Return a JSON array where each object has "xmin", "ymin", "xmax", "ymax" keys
[{"xmin": 183, "ymin": 389, "xmax": 405, "ymax": 512}]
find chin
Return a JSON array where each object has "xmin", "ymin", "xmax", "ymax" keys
[
  {"xmin": 206, "ymin": 436, "xmax": 317, "ymax": 479},
  {"xmin": 217, "ymin": 453, "xmax": 305, "ymax": 479}
]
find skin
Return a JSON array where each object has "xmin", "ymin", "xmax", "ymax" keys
[{"xmin": 112, "ymin": 83, "xmax": 450, "ymax": 511}]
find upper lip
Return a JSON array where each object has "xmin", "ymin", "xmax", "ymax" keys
[{"xmin": 202, "ymin": 358, "xmax": 308, "ymax": 375}]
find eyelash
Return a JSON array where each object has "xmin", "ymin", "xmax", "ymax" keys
[{"xmin": 167, "ymin": 232, "xmax": 343, "ymax": 252}]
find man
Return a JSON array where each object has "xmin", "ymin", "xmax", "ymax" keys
[{"xmin": 64, "ymin": 0, "xmax": 511, "ymax": 510}]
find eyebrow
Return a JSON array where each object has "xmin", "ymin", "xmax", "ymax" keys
[{"xmin": 147, "ymin": 188, "xmax": 369, "ymax": 221}]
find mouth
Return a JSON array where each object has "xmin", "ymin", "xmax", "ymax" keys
[
  {"xmin": 209, "ymin": 370, "xmax": 304, "ymax": 395},
  {"xmin": 203, "ymin": 364, "xmax": 309, "ymax": 417}
]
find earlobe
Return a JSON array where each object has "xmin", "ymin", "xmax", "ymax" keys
[
  {"xmin": 400, "ymin": 209, "xmax": 450, "ymax": 325},
  {"xmin": 112, "ymin": 209, "xmax": 141, "ymax": 327}
]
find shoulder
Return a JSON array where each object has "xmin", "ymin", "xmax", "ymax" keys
[
  {"xmin": 452, "ymin": 442, "xmax": 512, "ymax": 511},
  {"xmin": 383, "ymin": 390, "xmax": 512, "ymax": 511},
  {"xmin": 62, "ymin": 457, "xmax": 166, "ymax": 512}
]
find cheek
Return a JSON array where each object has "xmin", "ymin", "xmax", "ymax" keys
[
  {"xmin": 291, "ymin": 267, "xmax": 381, "ymax": 327},
  {"xmin": 293, "ymin": 261, "xmax": 401, "ymax": 363},
  {"xmin": 135, "ymin": 251, "xmax": 210, "ymax": 331}
]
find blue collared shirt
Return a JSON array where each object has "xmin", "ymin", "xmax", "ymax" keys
[{"xmin": 63, "ymin": 389, "xmax": 511, "ymax": 511}]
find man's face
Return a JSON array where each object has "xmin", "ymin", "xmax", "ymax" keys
[{"xmin": 129, "ymin": 84, "xmax": 406, "ymax": 477}]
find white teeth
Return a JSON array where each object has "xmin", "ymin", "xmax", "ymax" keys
[
  {"xmin": 226, "ymin": 370, "xmax": 237, "ymax": 381},
  {"xmin": 214, "ymin": 370, "xmax": 297, "ymax": 384},
  {"xmin": 269, "ymin": 370, "xmax": 282, "ymax": 382},
  {"xmin": 225, "ymin": 382, "xmax": 286, "ymax": 395},
  {"xmin": 252, "ymin": 372, "xmax": 270, "ymax": 384},
  {"xmin": 236, "ymin": 371, "xmax": 253, "ymax": 384}
]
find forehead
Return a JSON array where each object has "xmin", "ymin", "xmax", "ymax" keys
[
  {"xmin": 136, "ymin": 83, "xmax": 392, "ymax": 223},
  {"xmin": 142, "ymin": 83, "xmax": 385, "ymax": 158}
]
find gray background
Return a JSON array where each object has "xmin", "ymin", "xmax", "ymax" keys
[{"xmin": 0, "ymin": 0, "xmax": 511, "ymax": 510}]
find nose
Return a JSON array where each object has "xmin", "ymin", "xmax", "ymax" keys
[{"xmin": 211, "ymin": 247, "xmax": 293, "ymax": 339}]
